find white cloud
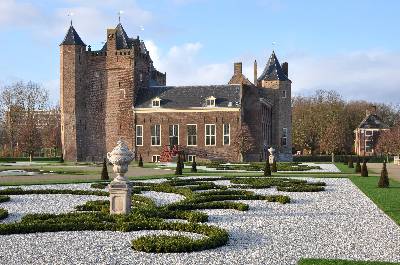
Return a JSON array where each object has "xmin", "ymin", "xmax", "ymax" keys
[
  {"xmin": 0, "ymin": 0, "xmax": 39, "ymax": 27},
  {"xmin": 289, "ymin": 50, "xmax": 400, "ymax": 103}
]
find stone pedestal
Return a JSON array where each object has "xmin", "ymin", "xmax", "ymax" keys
[{"xmin": 109, "ymin": 182, "xmax": 131, "ymax": 214}]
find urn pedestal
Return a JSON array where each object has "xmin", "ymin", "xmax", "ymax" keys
[{"xmin": 107, "ymin": 140, "xmax": 135, "ymax": 215}]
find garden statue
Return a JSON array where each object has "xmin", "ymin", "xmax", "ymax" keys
[
  {"xmin": 107, "ymin": 140, "xmax": 134, "ymax": 214},
  {"xmin": 268, "ymin": 147, "xmax": 276, "ymax": 164}
]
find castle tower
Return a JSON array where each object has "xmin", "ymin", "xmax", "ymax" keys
[
  {"xmin": 258, "ymin": 51, "xmax": 292, "ymax": 161},
  {"xmin": 60, "ymin": 24, "xmax": 87, "ymax": 161}
]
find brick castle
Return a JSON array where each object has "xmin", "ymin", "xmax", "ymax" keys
[{"xmin": 60, "ymin": 23, "xmax": 292, "ymax": 162}]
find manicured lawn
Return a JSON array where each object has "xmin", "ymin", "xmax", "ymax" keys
[
  {"xmin": 334, "ymin": 163, "xmax": 358, "ymax": 174},
  {"xmin": 349, "ymin": 176, "xmax": 400, "ymax": 226},
  {"xmin": 299, "ymin": 259, "xmax": 400, "ymax": 265}
]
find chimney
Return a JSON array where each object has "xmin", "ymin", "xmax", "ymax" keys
[
  {"xmin": 234, "ymin": 62, "xmax": 242, "ymax": 75},
  {"xmin": 254, "ymin": 60, "xmax": 258, "ymax": 85},
  {"xmin": 366, "ymin": 105, "xmax": 377, "ymax": 116},
  {"xmin": 282, "ymin": 62, "xmax": 288, "ymax": 77}
]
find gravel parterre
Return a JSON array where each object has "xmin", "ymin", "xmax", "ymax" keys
[{"xmin": 0, "ymin": 178, "xmax": 399, "ymax": 265}]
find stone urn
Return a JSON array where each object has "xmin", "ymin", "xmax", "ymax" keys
[
  {"xmin": 107, "ymin": 140, "xmax": 134, "ymax": 214},
  {"xmin": 107, "ymin": 140, "xmax": 134, "ymax": 183}
]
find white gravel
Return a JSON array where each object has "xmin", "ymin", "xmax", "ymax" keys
[
  {"xmin": 140, "ymin": 191, "xmax": 185, "ymax": 206},
  {"xmin": 0, "ymin": 178, "xmax": 399, "ymax": 264}
]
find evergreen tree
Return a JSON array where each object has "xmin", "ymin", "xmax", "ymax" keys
[
  {"xmin": 101, "ymin": 158, "xmax": 109, "ymax": 180},
  {"xmin": 348, "ymin": 155, "xmax": 354, "ymax": 168},
  {"xmin": 59, "ymin": 153, "xmax": 64, "ymax": 163},
  {"xmin": 361, "ymin": 159, "xmax": 368, "ymax": 177},
  {"xmin": 175, "ymin": 155, "xmax": 183, "ymax": 175},
  {"xmin": 271, "ymin": 159, "xmax": 277, "ymax": 173},
  {"xmin": 378, "ymin": 162, "xmax": 390, "ymax": 188},
  {"xmin": 264, "ymin": 159, "xmax": 271, "ymax": 177},
  {"xmin": 138, "ymin": 154, "xmax": 144, "ymax": 167},
  {"xmin": 191, "ymin": 156, "xmax": 197, "ymax": 173},
  {"xmin": 355, "ymin": 156, "xmax": 361, "ymax": 173}
]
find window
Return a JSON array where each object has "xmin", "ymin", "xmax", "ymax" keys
[
  {"xmin": 282, "ymin": 90, "xmax": 287, "ymax": 98},
  {"xmin": 169, "ymin": 124, "xmax": 179, "ymax": 146},
  {"xmin": 187, "ymin": 125, "xmax": 197, "ymax": 146},
  {"xmin": 281, "ymin": 127, "xmax": 288, "ymax": 147},
  {"xmin": 151, "ymin": 124, "xmax": 161, "ymax": 146},
  {"xmin": 152, "ymin": 155, "xmax": 160, "ymax": 163},
  {"xmin": 136, "ymin": 125, "xmax": 143, "ymax": 146},
  {"xmin": 152, "ymin": 97, "xmax": 161, "ymax": 108},
  {"xmin": 365, "ymin": 130, "xmax": 373, "ymax": 136},
  {"xmin": 205, "ymin": 124, "xmax": 216, "ymax": 146},
  {"xmin": 187, "ymin": 155, "xmax": 196, "ymax": 162},
  {"xmin": 206, "ymin": 96, "xmax": 216, "ymax": 107},
  {"xmin": 223, "ymin": 124, "xmax": 230, "ymax": 145}
]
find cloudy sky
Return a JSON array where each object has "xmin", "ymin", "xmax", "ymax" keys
[{"xmin": 1, "ymin": 0, "xmax": 400, "ymax": 104}]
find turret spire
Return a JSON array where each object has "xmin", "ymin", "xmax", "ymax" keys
[{"xmin": 60, "ymin": 24, "xmax": 86, "ymax": 46}]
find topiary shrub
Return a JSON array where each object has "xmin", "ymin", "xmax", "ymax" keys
[
  {"xmin": 348, "ymin": 156, "xmax": 354, "ymax": 168},
  {"xmin": 361, "ymin": 160, "xmax": 368, "ymax": 177},
  {"xmin": 264, "ymin": 159, "xmax": 271, "ymax": 177},
  {"xmin": 378, "ymin": 162, "xmax": 389, "ymax": 188},
  {"xmin": 271, "ymin": 160, "xmax": 277, "ymax": 173},
  {"xmin": 175, "ymin": 155, "xmax": 183, "ymax": 175},
  {"xmin": 0, "ymin": 208, "xmax": 8, "ymax": 220},
  {"xmin": 191, "ymin": 157, "xmax": 197, "ymax": 173},
  {"xmin": 355, "ymin": 156, "xmax": 361, "ymax": 173},
  {"xmin": 138, "ymin": 154, "xmax": 144, "ymax": 167},
  {"xmin": 101, "ymin": 158, "xmax": 109, "ymax": 180}
]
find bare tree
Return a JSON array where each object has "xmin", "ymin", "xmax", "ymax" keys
[{"xmin": 233, "ymin": 124, "xmax": 256, "ymax": 161}]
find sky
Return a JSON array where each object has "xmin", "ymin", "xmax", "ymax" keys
[{"xmin": 1, "ymin": 0, "xmax": 400, "ymax": 105}]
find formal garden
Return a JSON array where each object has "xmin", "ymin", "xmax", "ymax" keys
[{"xmin": 0, "ymin": 156, "xmax": 399, "ymax": 265}]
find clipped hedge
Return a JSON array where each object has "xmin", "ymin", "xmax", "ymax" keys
[
  {"xmin": 293, "ymin": 155, "xmax": 393, "ymax": 163},
  {"xmin": 0, "ymin": 208, "xmax": 8, "ymax": 220},
  {"xmin": 90, "ymin": 183, "xmax": 109, "ymax": 189},
  {"xmin": 0, "ymin": 157, "xmax": 61, "ymax": 162},
  {"xmin": 0, "ymin": 195, "xmax": 10, "ymax": 203}
]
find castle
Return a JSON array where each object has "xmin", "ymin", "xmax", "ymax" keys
[{"xmin": 60, "ymin": 22, "xmax": 292, "ymax": 162}]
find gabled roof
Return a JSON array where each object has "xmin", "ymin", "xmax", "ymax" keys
[
  {"xmin": 60, "ymin": 25, "xmax": 85, "ymax": 46},
  {"xmin": 257, "ymin": 51, "xmax": 289, "ymax": 81},
  {"xmin": 357, "ymin": 114, "xmax": 389, "ymax": 129},
  {"xmin": 135, "ymin": 85, "xmax": 241, "ymax": 108},
  {"xmin": 228, "ymin": 74, "xmax": 253, "ymax": 86}
]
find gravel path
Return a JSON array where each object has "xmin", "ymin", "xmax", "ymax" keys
[
  {"xmin": 140, "ymin": 191, "xmax": 185, "ymax": 206},
  {"xmin": 0, "ymin": 178, "xmax": 399, "ymax": 264}
]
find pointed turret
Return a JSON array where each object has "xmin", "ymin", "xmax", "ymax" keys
[
  {"xmin": 115, "ymin": 23, "xmax": 133, "ymax": 49},
  {"xmin": 257, "ymin": 51, "xmax": 289, "ymax": 82},
  {"xmin": 60, "ymin": 25, "xmax": 86, "ymax": 46}
]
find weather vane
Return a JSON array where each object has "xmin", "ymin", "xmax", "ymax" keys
[
  {"xmin": 68, "ymin": 12, "xmax": 74, "ymax": 26},
  {"xmin": 118, "ymin": 10, "xmax": 124, "ymax": 23}
]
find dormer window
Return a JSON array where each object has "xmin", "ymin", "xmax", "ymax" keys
[
  {"xmin": 206, "ymin": 96, "xmax": 216, "ymax": 107},
  {"xmin": 152, "ymin": 97, "xmax": 161, "ymax": 108}
]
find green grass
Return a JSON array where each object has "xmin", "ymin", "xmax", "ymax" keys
[
  {"xmin": 334, "ymin": 163, "xmax": 357, "ymax": 174},
  {"xmin": 349, "ymin": 176, "xmax": 400, "ymax": 226},
  {"xmin": 298, "ymin": 259, "xmax": 400, "ymax": 265}
]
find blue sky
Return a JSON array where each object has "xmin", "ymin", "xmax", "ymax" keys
[{"xmin": 1, "ymin": 0, "xmax": 400, "ymax": 104}]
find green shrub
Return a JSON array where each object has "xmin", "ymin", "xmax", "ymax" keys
[
  {"xmin": 59, "ymin": 154, "xmax": 64, "ymax": 163},
  {"xmin": 101, "ymin": 158, "xmax": 109, "ymax": 180},
  {"xmin": 0, "ymin": 188, "xmax": 108, "ymax": 196},
  {"xmin": 277, "ymin": 185, "xmax": 325, "ymax": 192},
  {"xmin": 0, "ymin": 208, "xmax": 8, "ymax": 220},
  {"xmin": 378, "ymin": 162, "xmax": 389, "ymax": 188},
  {"xmin": 348, "ymin": 156, "xmax": 354, "ymax": 168},
  {"xmin": 361, "ymin": 160, "xmax": 368, "ymax": 177},
  {"xmin": 0, "ymin": 195, "xmax": 10, "ymax": 203},
  {"xmin": 271, "ymin": 160, "xmax": 277, "ymax": 172},
  {"xmin": 90, "ymin": 183, "xmax": 108, "ymax": 189},
  {"xmin": 191, "ymin": 157, "xmax": 197, "ymax": 173},
  {"xmin": 138, "ymin": 154, "xmax": 144, "ymax": 167},
  {"xmin": 355, "ymin": 157, "xmax": 361, "ymax": 173},
  {"xmin": 265, "ymin": 195, "xmax": 291, "ymax": 204},
  {"xmin": 175, "ymin": 156, "xmax": 183, "ymax": 175},
  {"xmin": 264, "ymin": 159, "xmax": 271, "ymax": 177}
]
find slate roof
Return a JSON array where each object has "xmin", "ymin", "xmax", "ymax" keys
[
  {"xmin": 60, "ymin": 25, "xmax": 85, "ymax": 46},
  {"xmin": 257, "ymin": 51, "xmax": 289, "ymax": 81},
  {"xmin": 357, "ymin": 114, "xmax": 389, "ymax": 129},
  {"xmin": 100, "ymin": 23, "xmax": 147, "ymax": 52},
  {"xmin": 228, "ymin": 74, "xmax": 253, "ymax": 86},
  {"xmin": 135, "ymin": 85, "xmax": 241, "ymax": 108}
]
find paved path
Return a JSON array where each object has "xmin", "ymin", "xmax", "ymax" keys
[
  {"xmin": 368, "ymin": 163, "xmax": 400, "ymax": 182},
  {"xmin": 0, "ymin": 166, "xmax": 173, "ymax": 185}
]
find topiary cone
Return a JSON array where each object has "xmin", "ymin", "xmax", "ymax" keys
[
  {"xmin": 101, "ymin": 158, "xmax": 109, "ymax": 180},
  {"xmin": 361, "ymin": 160, "xmax": 368, "ymax": 177},
  {"xmin": 378, "ymin": 162, "xmax": 389, "ymax": 188},
  {"xmin": 264, "ymin": 159, "xmax": 271, "ymax": 177},
  {"xmin": 271, "ymin": 159, "xmax": 277, "ymax": 173},
  {"xmin": 355, "ymin": 156, "xmax": 361, "ymax": 173},
  {"xmin": 175, "ymin": 155, "xmax": 183, "ymax": 175},
  {"xmin": 138, "ymin": 154, "xmax": 144, "ymax": 167},
  {"xmin": 60, "ymin": 153, "xmax": 64, "ymax": 163},
  {"xmin": 348, "ymin": 156, "xmax": 354, "ymax": 168},
  {"xmin": 191, "ymin": 156, "xmax": 197, "ymax": 173}
]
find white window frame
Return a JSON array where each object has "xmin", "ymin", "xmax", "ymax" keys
[
  {"xmin": 205, "ymin": 124, "xmax": 216, "ymax": 146},
  {"xmin": 169, "ymin": 124, "xmax": 179, "ymax": 146},
  {"xmin": 151, "ymin": 124, "xmax": 161, "ymax": 146},
  {"xmin": 187, "ymin": 155, "xmax": 196, "ymax": 162},
  {"xmin": 187, "ymin": 124, "xmax": 197, "ymax": 146},
  {"xmin": 206, "ymin": 96, "xmax": 216, "ymax": 107},
  {"xmin": 136, "ymin": 125, "xmax": 143, "ymax": 146},
  {"xmin": 152, "ymin": 155, "xmax": 160, "ymax": 163},
  {"xmin": 223, "ymin": 123, "xmax": 230, "ymax": 145},
  {"xmin": 152, "ymin": 97, "xmax": 161, "ymax": 108}
]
